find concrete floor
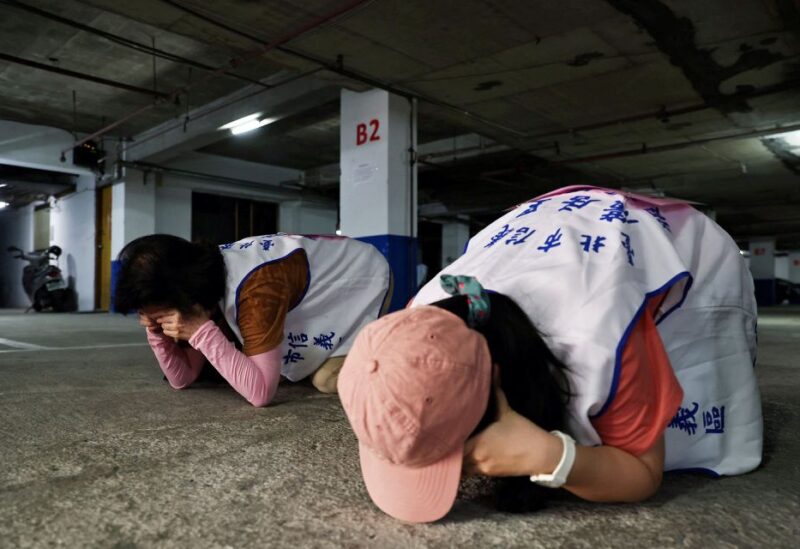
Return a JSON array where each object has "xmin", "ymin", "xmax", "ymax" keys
[{"xmin": 0, "ymin": 308, "xmax": 798, "ymax": 549}]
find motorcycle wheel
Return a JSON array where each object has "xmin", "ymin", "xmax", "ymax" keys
[
  {"xmin": 52, "ymin": 289, "xmax": 77, "ymax": 312},
  {"xmin": 50, "ymin": 289, "xmax": 66, "ymax": 312},
  {"xmin": 33, "ymin": 287, "xmax": 45, "ymax": 312},
  {"xmin": 63, "ymin": 288, "xmax": 77, "ymax": 311}
]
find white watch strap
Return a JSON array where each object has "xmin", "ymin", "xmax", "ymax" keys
[{"xmin": 529, "ymin": 430, "xmax": 576, "ymax": 488}]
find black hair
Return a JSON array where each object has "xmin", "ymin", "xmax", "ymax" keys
[
  {"xmin": 114, "ymin": 234, "xmax": 226, "ymax": 314},
  {"xmin": 431, "ymin": 292, "xmax": 571, "ymax": 514}
]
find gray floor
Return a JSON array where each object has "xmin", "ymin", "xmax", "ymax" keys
[{"xmin": 1, "ymin": 308, "xmax": 798, "ymax": 549}]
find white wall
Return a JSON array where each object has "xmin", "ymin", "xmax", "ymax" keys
[
  {"xmin": 279, "ymin": 200, "xmax": 337, "ymax": 234},
  {"xmin": 149, "ymin": 153, "xmax": 335, "ymax": 239},
  {"xmin": 441, "ymin": 221, "xmax": 470, "ymax": 267},
  {"xmin": 775, "ymin": 255, "xmax": 789, "ymax": 281},
  {"xmin": 110, "ymin": 170, "xmax": 157, "ymax": 257},
  {"xmin": 748, "ymin": 239, "xmax": 776, "ymax": 279},
  {"xmin": 111, "ymin": 182, "xmax": 126, "ymax": 258},
  {"xmin": 0, "ymin": 204, "xmax": 34, "ymax": 308},
  {"xmin": 0, "ymin": 120, "xmax": 97, "ymax": 310},
  {"xmin": 155, "ymin": 185, "xmax": 192, "ymax": 240},
  {"xmin": 788, "ymin": 252, "xmax": 800, "ymax": 284},
  {"xmin": 50, "ymin": 175, "xmax": 96, "ymax": 311}
]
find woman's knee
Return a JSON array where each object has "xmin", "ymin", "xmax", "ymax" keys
[{"xmin": 312, "ymin": 356, "xmax": 345, "ymax": 394}]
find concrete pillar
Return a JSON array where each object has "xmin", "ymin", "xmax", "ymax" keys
[
  {"xmin": 749, "ymin": 238, "xmax": 776, "ymax": 306},
  {"xmin": 111, "ymin": 169, "xmax": 156, "ymax": 256},
  {"xmin": 110, "ymin": 168, "xmax": 156, "ymax": 311},
  {"xmin": 788, "ymin": 251, "xmax": 800, "ymax": 304},
  {"xmin": 340, "ymin": 89, "xmax": 417, "ymax": 310},
  {"xmin": 789, "ymin": 252, "xmax": 800, "ymax": 284},
  {"xmin": 441, "ymin": 220, "xmax": 470, "ymax": 268}
]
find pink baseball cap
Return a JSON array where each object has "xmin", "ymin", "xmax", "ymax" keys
[{"xmin": 338, "ymin": 305, "xmax": 492, "ymax": 523}]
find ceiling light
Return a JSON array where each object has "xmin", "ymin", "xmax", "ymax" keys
[
  {"xmin": 0, "ymin": 201, "xmax": 9, "ymax": 209},
  {"xmin": 0, "ymin": 183, "xmax": 7, "ymax": 188},
  {"xmin": 219, "ymin": 113, "xmax": 262, "ymax": 131},
  {"xmin": 229, "ymin": 117, "xmax": 276, "ymax": 136}
]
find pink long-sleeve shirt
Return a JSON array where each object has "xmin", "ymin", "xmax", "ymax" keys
[{"xmin": 146, "ymin": 320, "xmax": 282, "ymax": 406}]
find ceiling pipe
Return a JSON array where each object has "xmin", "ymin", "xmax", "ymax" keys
[
  {"xmin": 58, "ymin": 0, "xmax": 374, "ymax": 159},
  {"xmin": 163, "ymin": 0, "xmax": 800, "ymax": 143},
  {"xmin": 161, "ymin": 0, "xmax": 533, "ymax": 137},
  {"xmin": 550, "ymin": 122, "xmax": 800, "ymax": 165},
  {"xmin": 0, "ymin": 52, "xmax": 170, "ymax": 99},
  {"xmin": 524, "ymin": 78, "xmax": 800, "ymax": 146},
  {"xmin": 119, "ymin": 160, "xmax": 335, "ymax": 206},
  {"xmin": 116, "ymin": 68, "xmax": 322, "ymax": 159},
  {"xmin": 0, "ymin": 0, "xmax": 272, "ymax": 90}
]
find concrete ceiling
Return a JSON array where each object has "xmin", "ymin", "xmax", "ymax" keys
[
  {"xmin": 1, "ymin": 0, "xmax": 800, "ymax": 247},
  {"xmin": 0, "ymin": 164, "xmax": 76, "ymax": 205}
]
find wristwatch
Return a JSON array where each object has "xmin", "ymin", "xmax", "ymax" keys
[{"xmin": 529, "ymin": 430, "xmax": 576, "ymax": 488}]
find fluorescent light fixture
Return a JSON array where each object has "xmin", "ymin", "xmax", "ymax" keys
[
  {"xmin": 219, "ymin": 113, "xmax": 261, "ymax": 130},
  {"xmin": 771, "ymin": 129, "xmax": 800, "ymax": 147},
  {"xmin": 220, "ymin": 113, "xmax": 276, "ymax": 135},
  {"xmin": 0, "ymin": 201, "xmax": 9, "ymax": 209},
  {"xmin": 0, "ymin": 183, "xmax": 7, "ymax": 188},
  {"xmin": 230, "ymin": 117, "xmax": 275, "ymax": 135}
]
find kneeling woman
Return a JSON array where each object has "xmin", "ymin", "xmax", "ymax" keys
[
  {"xmin": 338, "ymin": 186, "xmax": 761, "ymax": 522},
  {"xmin": 115, "ymin": 233, "xmax": 391, "ymax": 406}
]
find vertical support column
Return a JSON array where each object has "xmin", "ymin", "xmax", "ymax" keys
[
  {"xmin": 441, "ymin": 220, "xmax": 470, "ymax": 268},
  {"xmin": 788, "ymin": 251, "xmax": 800, "ymax": 304},
  {"xmin": 109, "ymin": 168, "xmax": 156, "ymax": 311},
  {"xmin": 340, "ymin": 89, "xmax": 417, "ymax": 311},
  {"xmin": 748, "ymin": 238, "xmax": 776, "ymax": 306}
]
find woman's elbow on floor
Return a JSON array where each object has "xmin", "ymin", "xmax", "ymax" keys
[
  {"xmin": 624, "ymin": 469, "xmax": 663, "ymax": 503},
  {"xmin": 246, "ymin": 386, "xmax": 279, "ymax": 407}
]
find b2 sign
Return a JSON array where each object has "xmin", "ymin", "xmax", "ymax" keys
[{"xmin": 356, "ymin": 119, "xmax": 381, "ymax": 146}]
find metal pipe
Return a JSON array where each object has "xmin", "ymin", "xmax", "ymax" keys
[
  {"xmin": 60, "ymin": 0, "xmax": 374, "ymax": 157},
  {"xmin": 525, "ymin": 78, "xmax": 800, "ymax": 146},
  {"xmin": 0, "ymin": 0, "xmax": 271, "ymax": 89},
  {"xmin": 120, "ymin": 161, "xmax": 335, "ymax": 205},
  {"xmin": 0, "ymin": 52, "xmax": 170, "ymax": 99},
  {"xmin": 161, "ymin": 0, "xmax": 527, "ymax": 137},
  {"xmin": 418, "ymin": 141, "xmax": 508, "ymax": 161},
  {"xmin": 164, "ymin": 0, "xmax": 800, "ymax": 142},
  {"xmin": 117, "ymin": 68, "xmax": 321, "ymax": 158},
  {"xmin": 551, "ymin": 122, "xmax": 800, "ymax": 165}
]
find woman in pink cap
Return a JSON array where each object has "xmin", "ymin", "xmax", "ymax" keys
[{"xmin": 338, "ymin": 185, "xmax": 761, "ymax": 522}]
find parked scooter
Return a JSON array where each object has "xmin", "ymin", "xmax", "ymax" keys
[{"xmin": 6, "ymin": 245, "xmax": 76, "ymax": 312}]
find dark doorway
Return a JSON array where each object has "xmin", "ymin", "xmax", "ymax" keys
[
  {"xmin": 417, "ymin": 221, "xmax": 443, "ymax": 288},
  {"xmin": 191, "ymin": 192, "xmax": 278, "ymax": 244}
]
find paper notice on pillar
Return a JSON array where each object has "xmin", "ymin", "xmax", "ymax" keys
[{"xmin": 353, "ymin": 163, "xmax": 377, "ymax": 187}]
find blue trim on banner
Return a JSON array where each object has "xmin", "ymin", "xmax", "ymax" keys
[
  {"xmin": 665, "ymin": 467, "xmax": 721, "ymax": 478},
  {"xmin": 357, "ymin": 234, "xmax": 417, "ymax": 312},
  {"xmin": 591, "ymin": 271, "xmax": 692, "ymax": 419}
]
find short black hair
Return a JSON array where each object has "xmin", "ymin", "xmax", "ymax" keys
[
  {"xmin": 114, "ymin": 234, "xmax": 226, "ymax": 314},
  {"xmin": 432, "ymin": 292, "xmax": 571, "ymax": 514}
]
